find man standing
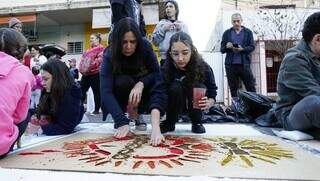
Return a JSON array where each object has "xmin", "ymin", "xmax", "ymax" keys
[
  {"xmin": 220, "ymin": 13, "xmax": 256, "ymax": 101},
  {"xmin": 275, "ymin": 12, "xmax": 320, "ymax": 132}
]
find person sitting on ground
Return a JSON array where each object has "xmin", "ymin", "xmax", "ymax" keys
[
  {"xmin": 26, "ymin": 59, "xmax": 84, "ymax": 136},
  {"xmin": 152, "ymin": 0, "xmax": 188, "ymax": 66},
  {"xmin": 100, "ymin": 18, "xmax": 160, "ymax": 136},
  {"xmin": 0, "ymin": 28, "xmax": 34, "ymax": 158},
  {"xmin": 275, "ymin": 12, "xmax": 320, "ymax": 134},
  {"xmin": 160, "ymin": 31, "xmax": 218, "ymax": 134}
]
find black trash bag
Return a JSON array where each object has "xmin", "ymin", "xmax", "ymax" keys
[
  {"xmin": 237, "ymin": 90, "xmax": 275, "ymax": 121},
  {"xmin": 255, "ymin": 104, "xmax": 281, "ymax": 127},
  {"xmin": 226, "ymin": 106, "xmax": 251, "ymax": 123},
  {"xmin": 202, "ymin": 104, "xmax": 235, "ymax": 123},
  {"xmin": 207, "ymin": 104, "xmax": 228, "ymax": 116},
  {"xmin": 202, "ymin": 115, "xmax": 235, "ymax": 123},
  {"xmin": 179, "ymin": 104, "xmax": 236, "ymax": 123}
]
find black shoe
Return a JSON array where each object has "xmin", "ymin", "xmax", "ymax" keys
[
  {"xmin": 134, "ymin": 115, "xmax": 147, "ymax": 131},
  {"xmin": 160, "ymin": 121, "xmax": 175, "ymax": 133},
  {"xmin": 191, "ymin": 123, "xmax": 206, "ymax": 134}
]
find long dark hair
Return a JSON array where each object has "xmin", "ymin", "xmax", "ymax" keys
[
  {"xmin": 164, "ymin": 32, "xmax": 207, "ymax": 88},
  {"xmin": 164, "ymin": 0, "xmax": 179, "ymax": 20},
  {"xmin": 0, "ymin": 28, "xmax": 27, "ymax": 60},
  {"xmin": 110, "ymin": 17, "xmax": 144, "ymax": 74},
  {"xmin": 37, "ymin": 58, "xmax": 74, "ymax": 119}
]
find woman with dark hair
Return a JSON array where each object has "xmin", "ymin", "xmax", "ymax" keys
[
  {"xmin": 79, "ymin": 33, "xmax": 104, "ymax": 115},
  {"xmin": 26, "ymin": 59, "xmax": 84, "ymax": 135},
  {"xmin": 100, "ymin": 18, "xmax": 164, "ymax": 141},
  {"xmin": 30, "ymin": 45, "xmax": 47, "ymax": 69},
  {"xmin": 0, "ymin": 28, "xmax": 34, "ymax": 157},
  {"xmin": 160, "ymin": 31, "xmax": 218, "ymax": 134},
  {"xmin": 152, "ymin": 0, "xmax": 188, "ymax": 66}
]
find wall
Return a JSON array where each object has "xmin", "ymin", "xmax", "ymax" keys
[
  {"xmin": 29, "ymin": 24, "xmax": 85, "ymax": 63},
  {"xmin": 92, "ymin": 4, "xmax": 159, "ymax": 29},
  {"xmin": 202, "ymin": 52, "xmax": 224, "ymax": 103},
  {"xmin": 0, "ymin": 0, "xmax": 103, "ymax": 8}
]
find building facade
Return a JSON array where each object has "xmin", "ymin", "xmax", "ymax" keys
[
  {"xmin": 206, "ymin": 0, "xmax": 320, "ymax": 104},
  {"xmin": 0, "ymin": 0, "xmax": 161, "ymax": 63}
]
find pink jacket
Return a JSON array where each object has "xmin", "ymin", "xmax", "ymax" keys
[
  {"xmin": 0, "ymin": 52, "xmax": 35, "ymax": 155},
  {"xmin": 32, "ymin": 74, "xmax": 43, "ymax": 91},
  {"xmin": 79, "ymin": 45, "xmax": 104, "ymax": 75}
]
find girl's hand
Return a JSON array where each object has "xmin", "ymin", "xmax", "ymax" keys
[
  {"xmin": 129, "ymin": 82, "xmax": 144, "ymax": 106},
  {"xmin": 163, "ymin": 23, "xmax": 174, "ymax": 32},
  {"xmin": 173, "ymin": 22, "xmax": 182, "ymax": 31},
  {"xmin": 150, "ymin": 129, "xmax": 165, "ymax": 146},
  {"xmin": 114, "ymin": 124, "xmax": 131, "ymax": 138},
  {"xmin": 25, "ymin": 122, "xmax": 41, "ymax": 135},
  {"xmin": 198, "ymin": 97, "xmax": 215, "ymax": 110}
]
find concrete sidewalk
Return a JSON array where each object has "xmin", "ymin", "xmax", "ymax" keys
[{"xmin": 0, "ymin": 114, "xmax": 319, "ymax": 181}]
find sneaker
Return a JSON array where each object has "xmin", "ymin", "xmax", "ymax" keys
[
  {"xmin": 191, "ymin": 123, "xmax": 206, "ymax": 134},
  {"xmin": 160, "ymin": 121, "xmax": 175, "ymax": 133},
  {"xmin": 92, "ymin": 111, "xmax": 101, "ymax": 115},
  {"xmin": 134, "ymin": 115, "xmax": 147, "ymax": 131}
]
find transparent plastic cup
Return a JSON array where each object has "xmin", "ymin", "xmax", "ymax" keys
[
  {"xmin": 127, "ymin": 103, "xmax": 138, "ymax": 120},
  {"xmin": 193, "ymin": 87, "xmax": 207, "ymax": 109}
]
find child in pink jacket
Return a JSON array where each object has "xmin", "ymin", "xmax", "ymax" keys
[
  {"xmin": 30, "ymin": 66, "xmax": 43, "ymax": 111},
  {"xmin": 0, "ymin": 28, "xmax": 35, "ymax": 157}
]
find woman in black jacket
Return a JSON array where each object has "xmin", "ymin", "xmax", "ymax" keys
[
  {"xmin": 161, "ymin": 31, "xmax": 218, "ymax": 134},
  {"xmin": 26, "ymin": 59, "xmax": 84, "ymax": 135},
  {"xmin": 100, "ymin": 18, "xmax": 165, "ymax": 144}
]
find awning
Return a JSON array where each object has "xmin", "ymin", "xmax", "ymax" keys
[{"xmin": 0, "ymin": 14, "xmax": 36, "ymax": 25}]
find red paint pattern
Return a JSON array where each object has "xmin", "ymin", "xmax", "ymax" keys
[
  {"xmin": 170, "ymin": 159, "xmax": 183, "ymax": 166},
  {"xmin": 133, "ymin": 154, "xmax": 178, "ymax": 159},
  {"xmin": 169, "ymin": 148, "xmax": 184, "ymax": 155},
  {"xmin": 115, "ymin": 161, "xmax": 122, "ymax": 167},
  {"xmin": 41, "ymin": 149, "xmax": 61, "ymax": 153},
  {"xmin": 95, "ymin": 160, "xmax": 110, "ymax": 166},
  {"xmin": 147, "ymin": 161, "xmax": 155, "ymax": 169},
  {"xmin": 133, "ymin": 160, "xmax": 143, "ymax": 169},
  {"xmin": 18, "ymin": 152, "xmax": 44, "ymax": 156},
  {"xmin": 159, "ymin": 160, "xmax": 173, "ymax": 168},
  {"xmin": 115, "ymin": 136, "xmax": 134, "ymax": 141},
  {"xmin": 191, "ymin": 143, "xmax": 213, "ymax": 152},
  {"xmin": 172, "ymin": 139, "xmax": 185, "ymax": 146},
  {"xmin": 88, "ymin": 144, "xmax": 99, "ymax": 150},
  {"xmin": 95, "ymin": 149, "xmax": 111, "ymax": 156},
  {"xmin": 154, "ymin": 143, "xmax": 170, "ymax": 147}
]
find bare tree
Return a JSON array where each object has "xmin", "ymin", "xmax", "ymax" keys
[{"xmin": 250, "ymin": 7, "xmax": 311, "ymax": 59}]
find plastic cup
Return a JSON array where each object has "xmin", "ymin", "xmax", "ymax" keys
[
  {"xmin": 127, "ymin": 103, "xmax": 138, "ymax": 120},
  {"xmin": 193, "ymin": 87, "xmax": 207, "ymax": 109}
]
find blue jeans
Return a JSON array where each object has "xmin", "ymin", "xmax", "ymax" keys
[{"xmin": 286, "ymin": 95, "xmax": 320, "ymax": 131}]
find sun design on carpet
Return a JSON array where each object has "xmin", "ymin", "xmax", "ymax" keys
[
  {"xmin": 204, "ymin": 137, "xmax": 294, "ymax": 167},
  {"xmin": 61, "ymin": 135, "xmax": 214, "ymax": 169}
]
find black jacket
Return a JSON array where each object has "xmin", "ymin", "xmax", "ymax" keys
[
  {"xmin": 100, "ymin": 39, "xmax": 161, "ymax": 128},
  {"xmin": 41, "ymin": 83, "xmax": 84, "ymax": 135},
  {"xmin": 220, "ymin": 26, "xmax": 255, "ymax": 65}
]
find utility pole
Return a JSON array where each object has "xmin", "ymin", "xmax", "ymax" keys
[{"xmin": 235, "ymin": 0, "xmax": 238, "ymax": 9}]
